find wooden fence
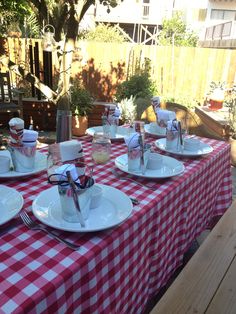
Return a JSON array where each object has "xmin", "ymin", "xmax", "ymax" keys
[{"xmin": 2, "ymin": 38, "xmax": 236, "ymax": 105}]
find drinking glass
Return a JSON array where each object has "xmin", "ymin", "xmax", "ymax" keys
[{"xmin": 91, "ymin": 132, "xmax": 111, "ymax": 164}]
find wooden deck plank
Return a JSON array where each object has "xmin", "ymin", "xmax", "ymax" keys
[
  {"xmin": 206, "ymin": 254, "xmax": 236, "ymax": 314},
  {"xmin": 151, "ymin": 200, "xmax": 236, "ymax": 314}
]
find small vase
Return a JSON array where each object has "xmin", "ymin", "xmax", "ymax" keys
[{"xmin": 72, "ymin": 115, "xmax": 88, "ymax": 137}]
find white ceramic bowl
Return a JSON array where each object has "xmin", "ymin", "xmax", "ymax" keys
[
  {"xmin": 90, "ymin": 185, "xmax": 103, "ymax": 209},
  {"xmin": 147, "ymin": 153, "xmax": 163, "ymax": 170},
  {"xmin": 0, "ymin": 156, "xmax": 10, "ymax": 174},
  {"xmin": 184, "ymin": 138, "xmax": 200, "ymax": 151}
]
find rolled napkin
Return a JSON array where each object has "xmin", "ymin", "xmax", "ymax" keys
[
  {"xmin": 151, "ymin": 96, "xmax": 161, "ymax": 113},
  {"xmin": 102, "ymin": 104, "xmax": 120, "ymax": 138},
  {"xmin": 59, "ymin": 140, "xmax": 83, "ymax": 162},
  {"xmin": 22, "ymin": 129, "xmax": 38, "ymax": 147},
  {"xmin": 125, "ymin": 132, "xmax": 150, "ymax": 172},
  {"xmin": 8, "ymin": 117, "xmax": 24, "ymax": 146}
]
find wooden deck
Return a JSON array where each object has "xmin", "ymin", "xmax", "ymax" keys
[{"xmin": 151, "ymin": 199, "xmax": 236, "ymax": 314}]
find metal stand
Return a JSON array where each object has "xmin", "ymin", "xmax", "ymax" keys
[{"xmin": 56, "ymin": 110, "xmax": 72, "ymax": 143}]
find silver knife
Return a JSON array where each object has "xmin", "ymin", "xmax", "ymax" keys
[{"xmin": 139, "ymin": 134, "xmax": 145, "ymax": 175}]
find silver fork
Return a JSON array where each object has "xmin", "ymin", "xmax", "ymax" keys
[
  {"xmin": 112, "ymin": 169, "xmax": 156, "ymax": 191},
  {"xmin": 20, "ymin": 211, "xmax": 80, "ymax": 251}
]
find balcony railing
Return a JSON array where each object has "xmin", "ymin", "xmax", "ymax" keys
[{"xmin": 205, "ymin": 21, "xmax": 235, "ymax": 40}]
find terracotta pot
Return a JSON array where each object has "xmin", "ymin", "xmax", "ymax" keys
[
  {"xmin": 229, "ymin": 137, "xmax": 236, "ymax": 167},
  {"xmin": 72, "ymin": 115, "xmax": 88, "ymax": 137}
]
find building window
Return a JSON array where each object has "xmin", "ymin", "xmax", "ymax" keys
[
  {"xmin": 143, "ymin": 0, "xmax": 150, "ymax": 18},
  {"xmin": 211, "ymin": 9, "xmax": 236, "ymax": 21}
]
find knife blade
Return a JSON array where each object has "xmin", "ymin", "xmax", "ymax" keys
[{"xmin": 139, "ymin": 134, "xmax": 145, "ymax": 175}]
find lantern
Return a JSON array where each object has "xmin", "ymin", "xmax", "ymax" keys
[{"xmin": 42, "ymin": 24, "xmax": 56, "ymax": 52}]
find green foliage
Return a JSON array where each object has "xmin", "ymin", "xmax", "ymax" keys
[
  {"xmin": 224, "ymin": 85, "xmax": 236, "ymax": 138},
  {"xmin": 115, "ymin": 58, "xmax": 157, "ymax": 102},
  {"xmin": 80, "ymin": 23, "xmax": 127, "ymax": 43},
  {"xmin": 0, "ymin": 0, "xmax": 31, "ymax": 36},
  {"xmin": 70, "ymin": 79, "xmax": 94, "ymax": 116},
  {"xmin": 161, "ymin": 94, "xmax": 200, "ymax": 109},
  {"xmin": 158, "ymin": 13, "xmax": 198, "ymax": 47}
]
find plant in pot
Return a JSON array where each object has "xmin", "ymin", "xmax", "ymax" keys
[
  {"xmin": 206, "ymin": 81, "xmax": 226, "ymax": 111},
  {"xmin": 115, "ymin": 58, "xmax": 157, "ymax": 123},
  {"xmin": 70, "ymin": 80, "xmax": 94, "ymax": 137},
  {"xmin": 224, "ymin": 85, "xmax": 236, "ymax": 166}
]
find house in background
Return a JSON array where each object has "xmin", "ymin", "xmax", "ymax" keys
[{"xmin": 81, "ymin": 0, "xmax": 236, "ymax": 48}]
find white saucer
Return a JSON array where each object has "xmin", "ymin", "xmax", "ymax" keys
[
  {"xmin": 155, "ymin": 138, "xmax": 213, "ymax": 157},
  {"xmin": 0, "ymin": 185, "xmax": 24, "ymax": 225},
  {"xmin": 86, "ymin": 126, "xmax": 135, "ymax": 140},
  {"xmin": 115, "ymin": 153, "xmax": 184, "ymax": 178},
  {"xmin": 0, "ymin": 151, "xmax": 47, "ymax": 178},
  {"xmin": 32, "ymin": 184, "xmax": 133, "ymax": 232},
  {"xmin": 144, "ymin": 124, "xmax": 166, "ymax": 137}
]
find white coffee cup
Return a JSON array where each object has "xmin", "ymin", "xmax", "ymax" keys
[
  {"xmin": 0, "ymin": 156, "xmax": 11, "ymax": 173},
  {"xmin": 147, "ymin": 153, "xmax": 163, "ymax": 170},
  {"xmin": 184, "ymin": 138, "xmax": 200, "ymax": 151},
  {"xmin": 90, "ymin": 185, "xmax": 103, "ymax": 209}
]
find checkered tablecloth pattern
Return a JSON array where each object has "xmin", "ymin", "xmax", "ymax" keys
[{"xmin": 0, "ymin": 135, "xmax": 232, "ymax": 314}]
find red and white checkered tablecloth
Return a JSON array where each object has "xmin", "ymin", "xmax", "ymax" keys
[{"xmin": 0, "ymin": 135, "xmax": 232, "ymax": 314}]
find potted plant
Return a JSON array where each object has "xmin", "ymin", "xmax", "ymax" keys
[
  {"xmin": 206, "ymin": 81, "xmax": 226, "ymax": 111},
  {"xmin": 70, "ymin": 79, "xmax": 94, "ymax": 136},
  {"xmin": 224, "ymin": 85, "xmax": 236, "ymax": 166}
]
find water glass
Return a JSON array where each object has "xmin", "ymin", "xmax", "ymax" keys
[{"xmin": 91, "ymin": 132, "xmax": 111, "ymax": 164}]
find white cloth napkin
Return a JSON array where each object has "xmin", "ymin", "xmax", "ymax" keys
[
  {"xmin": 124, "ymin": 132, "xmax": 140, "ymax": 149},
  {"xmin": 9, "ymin": 117, "xmax": 24, "ymax": 146},
  {"xmin": 59, "ymin": 140, "xmax": 83, "ymax": 162},
  {"xmin": 157, "ymin": 109, "xmax": 176, "ymax": 122},
  {"xmin": 55, "ymin": 163, "xmax": 79, "ymax": 182},
  {"xmin": 167, "ymin": 120, "xmax": 178, "ymax": 131},
  {"xmin": 152, "ymin": 96, "xmax": 161, "ymax": 111},
  {"xmin": 22, "ymin": 129, "xmax": 38, "ymax": 147}
]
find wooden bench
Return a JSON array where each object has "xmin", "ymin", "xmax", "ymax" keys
[{"xmin": 151, "ymin": 199, "xmax": 236, "ymax": 314}]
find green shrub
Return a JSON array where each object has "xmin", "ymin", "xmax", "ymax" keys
[
  {"xmin": 70, "ymin": 79, "xmax": 94, "ymax": 116},
  {"xmin": 115, "ymin": 58, "xmax": 157, "ymax": 102},
  {"xmin": 80, "ymin": 23, "xmax": 128, "ymax": 43}
]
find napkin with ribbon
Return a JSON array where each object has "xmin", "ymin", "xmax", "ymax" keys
[
  {"xmin": 8, "ymin": 118, "xmax": 39, "ymax": 171},
  {"xmin": 166, "ymin": 120, "xmax": 180, "ymax": 150},
  {"xmin": 48, "ymin": 140, "xmax": 85, "ymax": 177},
  {"xmin": 124, "ymin": 132, "xmax": 150, "ymax": 173},
  {"xmin": 9, "ymin": 117, "xmax": 24, "ymax": 147},
  {"xmin": 151, "ymin": 96, "xmax": 161, "ymax": 115},
  {"xmin": 54, "ymin": 163, "xmax": 94, "ymax": 227},
  {"xmin": 156, "ymin": 110, "xmax": 176, "ymax": 127},
  {"xmin": 102, "ymin": 104, "xmax": 121, "ymax": 137}
]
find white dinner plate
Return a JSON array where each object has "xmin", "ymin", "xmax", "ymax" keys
[
  {"xmin": 0, "ymin": 185, "xmax": 24, "ymax": 225},
  {"xmin": 115, "ymin": 153, "xmax": 184, "ymax": 179},
  {"xmin": 0, "ymin": 151, "xmax": 47, "ymax": 179},
  {"xmin": 155, "ymin": 138, "xmax": 213, "ymax": 157},
  {"xmin": 144, "ymin": 123, "xmax": 166, "ymax": 137},
  {"xmin": 32, "ymin": 184, "xmax": 133, "ymax": 232},
  {"xmin": 86, "ymin": 126, "xmax": 135, "ymax": 140}
]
